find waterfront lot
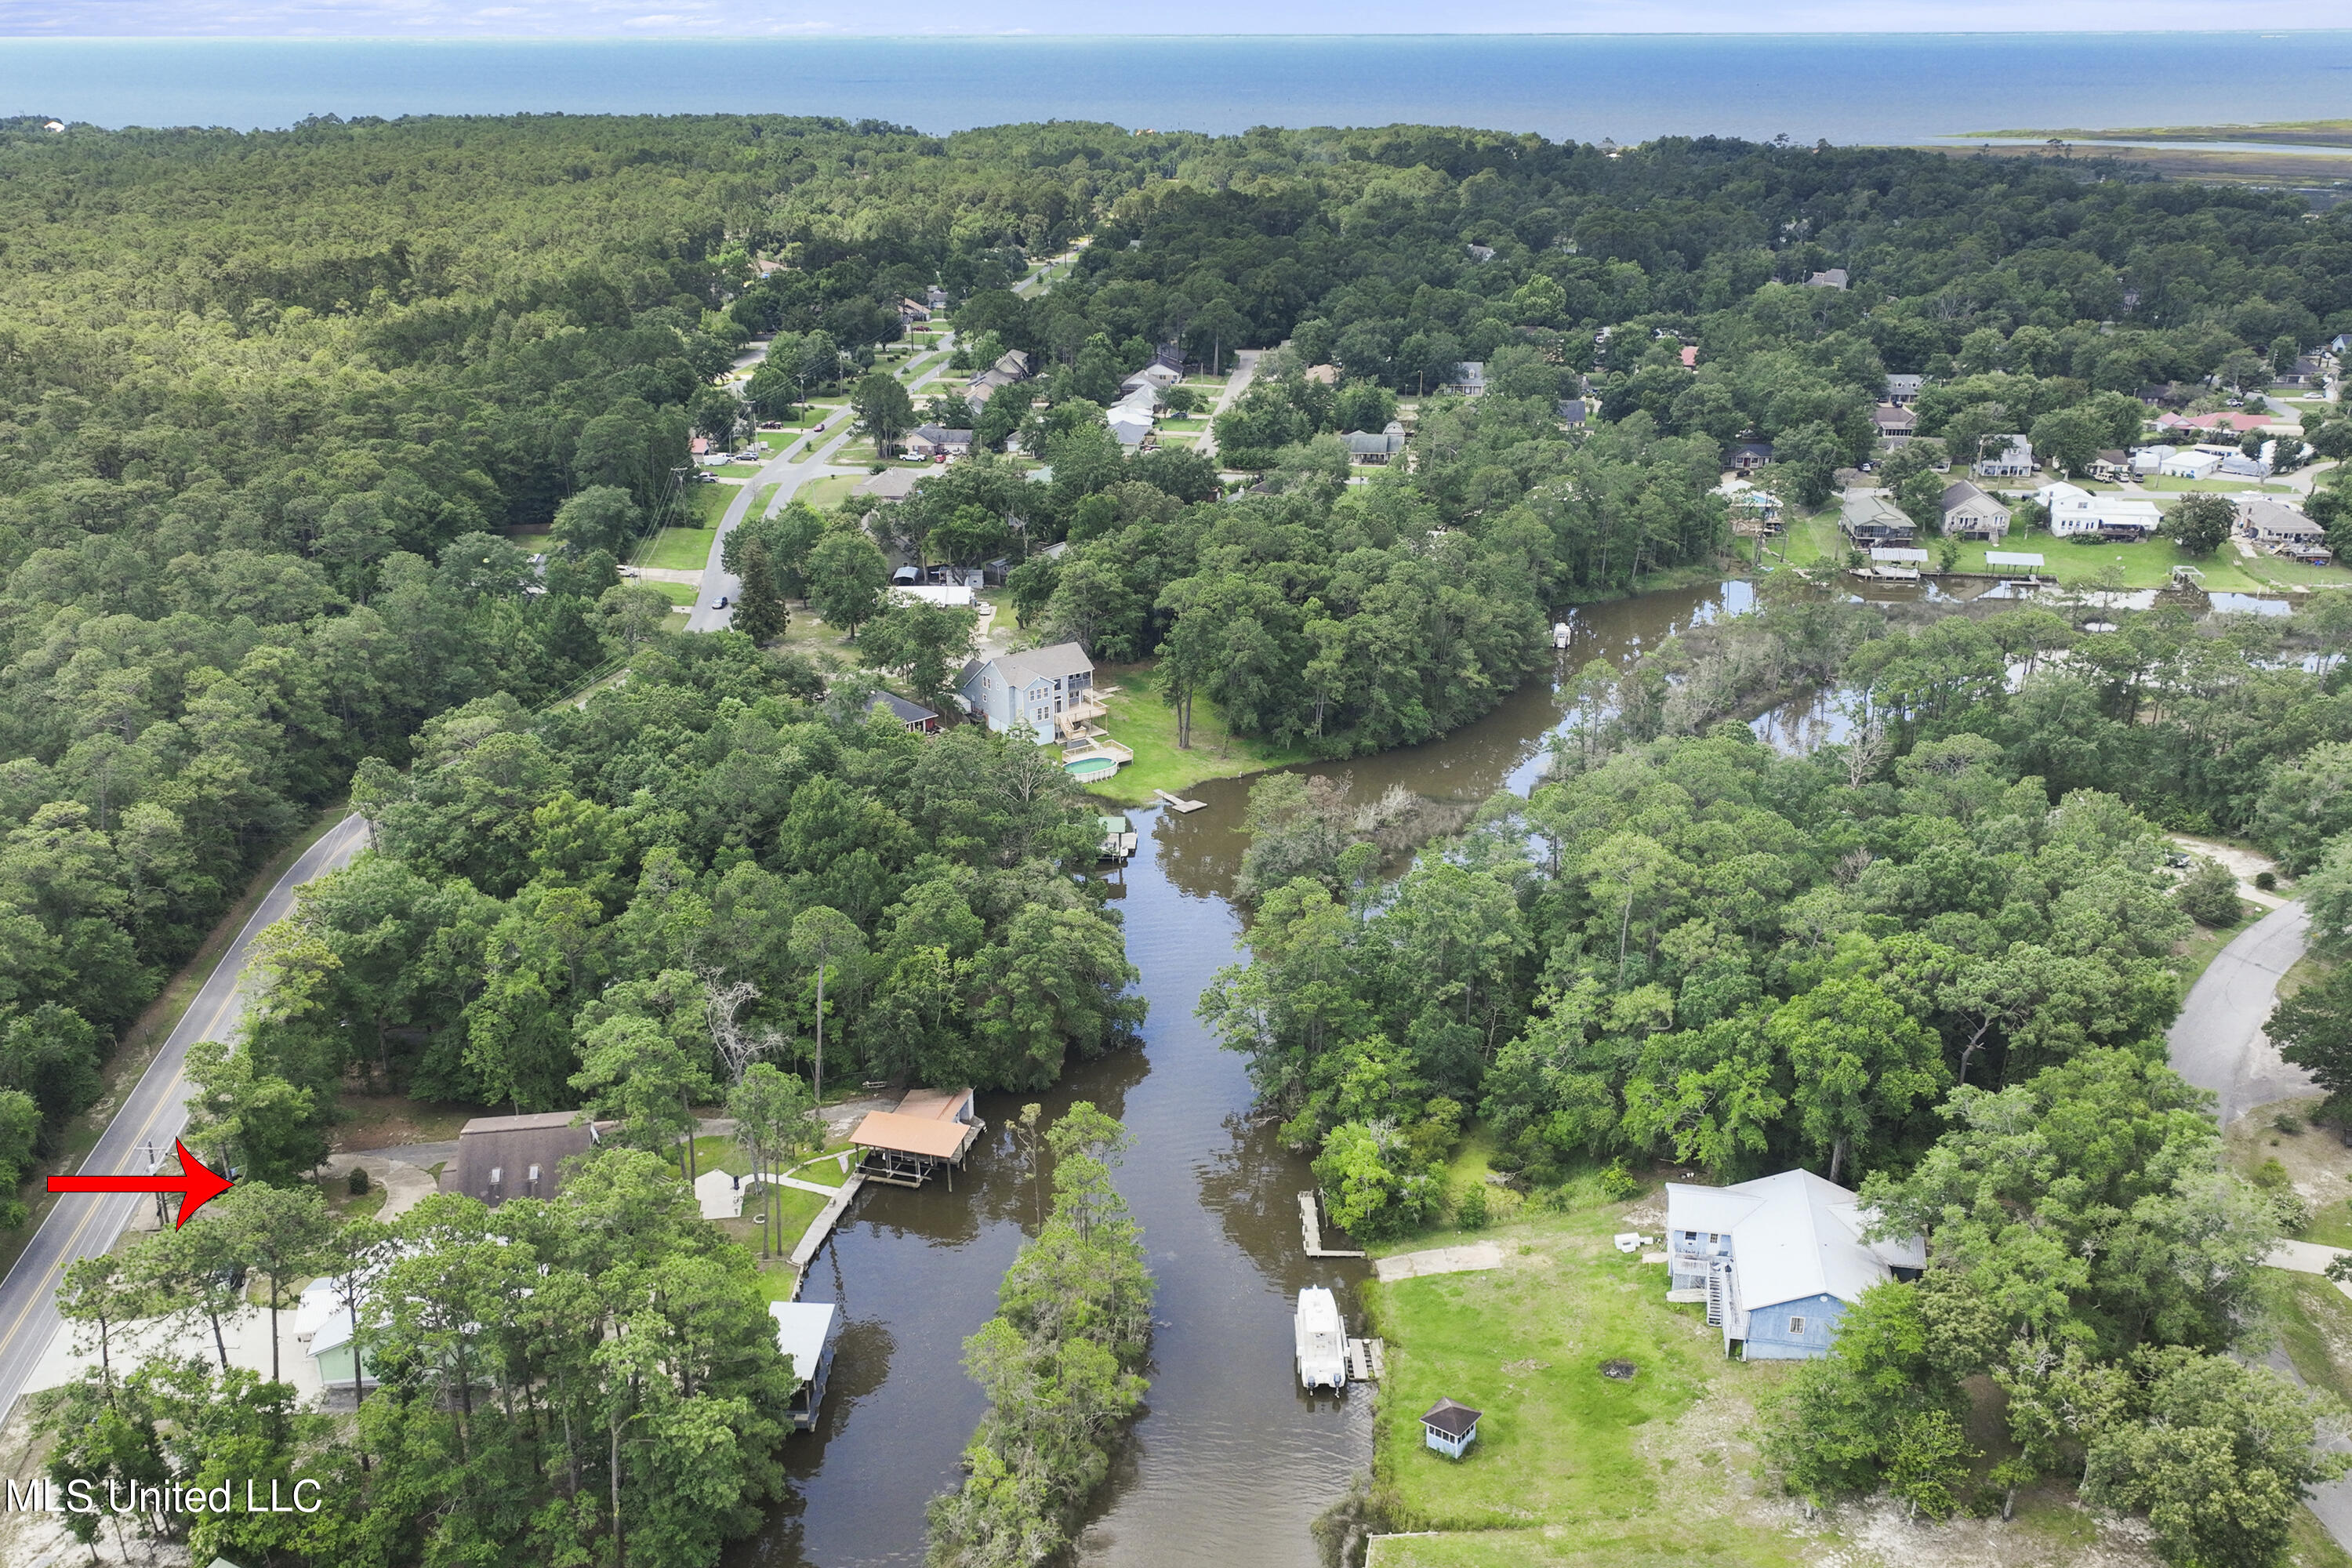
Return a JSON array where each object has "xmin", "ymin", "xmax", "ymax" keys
[
  {"xmin": 1085, "ymin": 660, "xmax": 1310, "ymax": 804},
  {"xmin": 1365, "ymin": 1191, "xmax": 1801, "ymax": 1563},
  {"xmin": 1358, "ymin": 1163, "xmax": 2293, "ymax": 1568},
  {"xmin": 1763, "ymin": 505, "xmax": 2352, "ymax": 593}
]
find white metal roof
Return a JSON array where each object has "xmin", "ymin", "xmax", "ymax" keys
[
  {"xmin": 1985, "ymin": 551, "xmax": 2045, "ymax": 567},
  {"xmin": 1870, "ymin": 547, "xmax": 1929, "ymax": 563},
  {"xmin": 770, "ymin": 1301, "xmax": 838, "ymax": 1381},
  {"xmin": 1664, "ymin": 1170, "xmax": 1922, "ymax": 1312}
]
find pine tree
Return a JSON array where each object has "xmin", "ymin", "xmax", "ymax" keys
[{"xmin": 733, "ymin": 539, "xmax": 788, "ymax": 644}]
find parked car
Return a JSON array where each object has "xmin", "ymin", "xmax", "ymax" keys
[
  {"xmin": 891, "ymin": 566, "xmax": 920, "ymax": 586},
  {"xmin": 716, "ymin": 596, "xmax": 730, "ymax": 608}
]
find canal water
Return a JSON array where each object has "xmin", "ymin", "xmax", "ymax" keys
[{"xmin": 719, "ymin": 579, "xmax": 1801, "ymax": 1568}]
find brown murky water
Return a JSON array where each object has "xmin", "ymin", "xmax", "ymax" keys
[{"xmin": 725, "ymin": 582, "xmax": 1754, "ymax": 1568}]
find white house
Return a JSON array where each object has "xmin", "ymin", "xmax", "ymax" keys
[
  {"xmin": 2159, "ymin": 448, "xmax": 2225, "ymax": 480},
  {"xmin": 2042, "ymin": 484, "xmax": 2163, "ymax": 539},
  {"xmin": 1443, "ymin": 362, "xmax": 1487, "ymax": 397},
  {"xmin": 957, "ymin": 643, "xmax": 1098, "ymax": 744},
  {"xmin": 1664, "ymin": 1171, "xmax": 1924, "ymax": 1359},
  {"xmin": 1976, "ymin": 435, "xmax": 2036, "ymax": 478},
  {"xmin": 1884, "ymin": 373, "xmax": 1925, "ymax": 406}
]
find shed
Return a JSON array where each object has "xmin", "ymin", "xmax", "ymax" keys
[
  {"xmin": 1421, "ymin": 1397, "xmax": 1483, "ymax": 1458},
  {"xmin": 453, "ymin": 1112, "xmax": 603, "ymax": 1208},
  {"xmin": 868, "ymin": 691, "xmax": 942, "ymax": 734},
  {"xmin": 769, "ymin": 1301, "xmax": 841, "ymax": 1428}
]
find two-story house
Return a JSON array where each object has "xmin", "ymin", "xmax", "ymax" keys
[
  {"xmin": 1665, "ymin": 1170, "xmax": 1924, "ymax": 1359},
  {"xmin": 958, "ymin": 643, "xmax": 1099, "ymax": 745}
]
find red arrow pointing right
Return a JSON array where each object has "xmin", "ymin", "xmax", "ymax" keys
[{"xmin": 49, "ymin": 1139, "xmax": 234, "ymax": 1226}]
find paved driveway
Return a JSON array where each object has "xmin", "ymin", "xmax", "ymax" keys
[{"xmin": 2168, "ymin": 899, "xmax": 2314, "ymax": 1126}]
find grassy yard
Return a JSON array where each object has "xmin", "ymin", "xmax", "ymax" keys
[
  {"xmin": 1083, "ymin": 659, "xmax": 1312, "ymax": 805},
  {"xmin": 2129, "ymin": 475, "xmax": 2299, "ymax": 495},
  {"xmin": 2172, "ymin": 908, "xmax": 2254, "ymax": 995},
  {"xmin": 637, "ymin": 579, "xmax": 699, "ymax": 607},
  {"xmin": 1363, "ymin": 1190, "xmax": 1801, "ymax": 1559},
  {"xmin": 795, "ymin": 474, "xmax": 859, "ymax": 513},
  {"xmin": 637, "ymin": 527, "xmax": 716, "ymax": 571},
  {"xmin": 681, "ymin": 483, "xmax": 732, "ymax": 528}
]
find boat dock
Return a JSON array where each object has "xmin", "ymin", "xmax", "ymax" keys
[
  {"xmin": 1300, "ymin": 1190, "xmax": 1366, "ymax": 1258},
  {"xmin": 1153, "ymin": 788, "xmax": 1206, "ymax": 813},
  {"xmin": 786, "ymin": 1171, "xmax": 867, "ymax": 1282},
  {"xmin": 1345, "ymin": 1338, "xmax": 1385, "ymax": 1381}
]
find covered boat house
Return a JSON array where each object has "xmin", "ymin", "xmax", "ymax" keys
[
  {"xmin": 849, "ymin": 1087, "xmax": 985, "ymax": 1188},
  {"xmin": 769, "ymin": 1300, "xmax": 841, "ymax": 1429}
]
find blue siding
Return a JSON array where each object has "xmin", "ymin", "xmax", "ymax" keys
[{"xmin": 1742, "ymin": 1294, "xmax": 1848, "ymax": 1360}]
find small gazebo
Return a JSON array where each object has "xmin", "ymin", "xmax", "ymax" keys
[{"xmin": 1420, "ymin": 1397, "xmax": 1483, "ymax": 1459}]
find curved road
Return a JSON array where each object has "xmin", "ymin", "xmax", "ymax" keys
[
  {"xmin": 0, "ymin": 812, "xmax": 370, "ymax": 1419},
  {"xmin": 2167, "ymin": 898, "xmax": 2314, "ymax": 1126}
]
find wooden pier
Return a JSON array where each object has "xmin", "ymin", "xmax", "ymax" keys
[
  {"xmin": 1345, "ymin": 1338, "xmax": 1385, "ymax": 1382},
  {"xmin": 1300, "ymin": 1190, "xmax": 1366, "ymax": 1259},
  {"xmin": 786, "ymin": 1172, "xmax": 867, "ymax": 1276},
  {"xmin": 1153, "ymin": 789, "xmax": 1206, "ymax": 814}
]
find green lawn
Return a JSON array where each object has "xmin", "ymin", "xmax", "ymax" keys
[
  {"xmin": 2172, "ymin": 909, "xmax": 2254, "ymax": 995},
  {"xmin": 795, "ymin": 474, "xmax": 859, "ymax": 513},
  {"xmin": 681, "ymin": 484, "xmax": 731, "ymax": 528},
  {"xmin": 2130, "ymin": 475, "xmax": 2298, "ymax": 495},
  {"xmin": 1365, "ymin": 1198, "xmax": 1768, "ymax": 1539},
  {"xmin": 1373, "ymin": 1523, "xmax": 1805, "ymax": 1568},
  {"xmin": 1082, "ymin": 659, "xmax": 1312, "ymax": 806},
  {"xmin": 712, "ymin": 462, "xmax": 764, "ymax": 478},
  {"xmin": 637, "ymin": 527, "xmax": 716, "ymax": 571},
  {"xmin": 637, "ymin": 579, "xmax": 699, "ymax": 607},
  {"xmin": 2274, "ymin": 1272, "xmax": 2352, "ymax": 1404}
]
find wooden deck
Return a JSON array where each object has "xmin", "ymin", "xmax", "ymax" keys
[
  {"xmin": 1154, "ymin": 789, "xmax": 1206, "ymax": 813},
  {"xmin": 1345, "ymin": 1338, "xmax": 1385, "ymax": 1382},
  {"xmin": 1301, "ymin": 1190, "xmax": 1366, "ymax": 1259}
]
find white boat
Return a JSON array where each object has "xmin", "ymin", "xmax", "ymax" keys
[
  {"xmin": 1552, "ymin": 621, "xmax": 1573, "ymax": 649},
  {"xmin": 1296, "ymin": 1287, "xmax": 1348, "ymax": 1390}
]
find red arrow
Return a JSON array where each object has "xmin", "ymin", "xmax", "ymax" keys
[{"xmin": 49, "ymin": 1140, "xmax": 234, "ymax": 1226}]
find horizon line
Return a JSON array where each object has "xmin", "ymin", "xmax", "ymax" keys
[{"xmin": 5, "ymin": 27, "xmax": 2352, "ymax": 41}]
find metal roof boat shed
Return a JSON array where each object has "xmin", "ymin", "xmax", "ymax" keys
[
  {"xmin": 770, "ymin": 1300, "xmax": 841, "ymax": 1429},
  {"xmin": 1421, "ymin": 1397, "xmax": 1482, "ymax": 1458},
  {"xmin": 850, "ymin": 1087, "xmax": 983, "ymax": 1187}
]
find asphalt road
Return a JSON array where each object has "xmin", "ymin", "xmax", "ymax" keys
[
  {"xmin": 0, "ymin": 812, "xmax": 370, "ymax": 1419},
  {"xmin": 683, "ymin": 422, "xmax": 867, "ymax": 633},
  {"xmin": 2167, "ymin": 898, "xmax": 2314, "ymax": 1126}
]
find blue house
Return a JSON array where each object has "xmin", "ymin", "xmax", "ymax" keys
[
  {"xmin": 956, "ymin": 643, "xmax": 1097, "ymax": 745},
  {"xmin": 1420, "ymin": 1398, "xmax": 1481, "ymax": 1459},
  {"xmin": 1664, "ymin": 1170, "xmax": 1924, "ymax": 1360}
]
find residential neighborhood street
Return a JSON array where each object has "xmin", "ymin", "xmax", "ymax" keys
[
  {"xmin": 0, "ymin": 813, "xmax": 370, "ymax": 1421},
  {"xmin": 2168, "ymin": 898, "xmax": 2314, "ymax": 1127}
]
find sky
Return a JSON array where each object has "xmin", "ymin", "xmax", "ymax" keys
[{"xmin": 0, "ymin": 0, "xmax": 2342, "ymax": 34}]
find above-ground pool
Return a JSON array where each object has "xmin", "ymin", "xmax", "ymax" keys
[{"xmin": 1065, "ymin": 757, "xmax": 1119, "ymax": 781}]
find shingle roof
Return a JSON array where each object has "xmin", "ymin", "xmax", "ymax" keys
[
  {"xmin": 997, "ymin": 641, "xmax": 1094, "ymax": 681},
  {"xmin": 869, "ymin": 691, "xmax": 939, "ymax": 724},
  {"xmin": 1421, "ymin": 1397, "xmax": 1483, "ymax": 1438}
]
